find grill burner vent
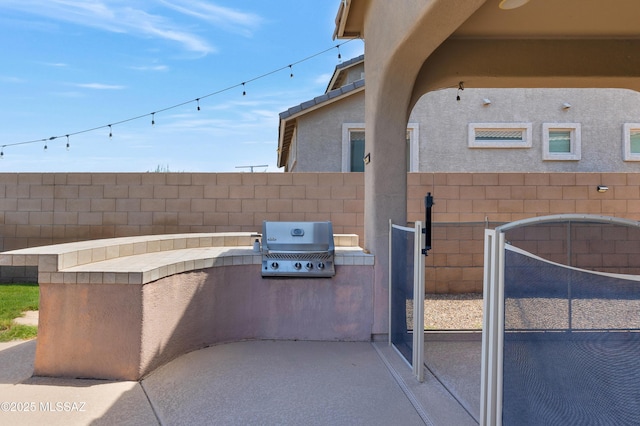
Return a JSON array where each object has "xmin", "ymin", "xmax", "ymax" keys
[{"xmin": 264, "ymin": 252, "xmax": 333, "ymax": 261}]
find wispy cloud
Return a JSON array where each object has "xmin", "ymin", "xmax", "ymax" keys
[
  {"xmin": 0, "ymin": 0, "xmax": 220, "ymax": 55},
  {"xmin": 314, "ymin": 72, "xmax": 333, "ymax": 86},
  {"xmin": 129, "ymin": 65, "xmax": 169, "ymax": 72},
  {"xmin": 0, "ymin": 75, "xmax": 26, "ymax": 83},
  {"xmin": 159, "ymin": 0, "xmax": 263, "ymax": 37},
  {"xmin": 50, "ymin": 91, "xmax": 85, "ymax": 98},
  {"xmin": 73, "ymin": 83, "xmax": 126, "ymax": 90},
  {"xmin": 43, "ymin": 62, "xmax": 69, "ymax": 68}
]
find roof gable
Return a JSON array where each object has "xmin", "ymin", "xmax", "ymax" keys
[
  {"xmin": 278, "ymin": 78, "xmax": 365, "ymax": 169},
  {"xmin": 326, "ymin": 54, "xmax": 364, "ymax": 92}
]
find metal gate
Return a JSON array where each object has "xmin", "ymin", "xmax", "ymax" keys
[
  {"xmin": 389, "ymin": 220, "xmax": 425, "ymax": 382},
  {"xmin": 482, "ymin": 214, "xmax": 640, "ymax": 426}
]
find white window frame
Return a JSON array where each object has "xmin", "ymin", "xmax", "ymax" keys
[
  {"xmin": 468, "ymin": 123, "xmax": 532, "ymax": 148},
  {"xmin": 542, "ymin": 123, "xmax": 581, "ymax": 161},
  {"xmin": 623, "ymin": 123, "xmax": 640, "ymax": 161},
  {"xmin": 341, "ymin": 123, "xmax": 419, "ymax": 172},
  {"xmin": 288, "ymin": 127, "xmax": 298, "ymax": 171}
]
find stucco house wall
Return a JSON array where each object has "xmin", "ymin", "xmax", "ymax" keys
[
  {"xmin": 281, "ymin": 58, "xmax": 640, "ymax": 174},
  {"xmin": 417, "ymin": 87, "xmax": 640, "ymax": 172},
  {"xmin": 338, "ymin": 65, "xmax": 365, "ymax": 87},
  {"xmin": 290, "ymin": 91, "xmax": 365, "ymax": 172}
]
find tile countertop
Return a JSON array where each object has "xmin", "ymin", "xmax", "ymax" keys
[{"xmin": 38, "ymin": 246, "xmax": 374, "ymax": 285}]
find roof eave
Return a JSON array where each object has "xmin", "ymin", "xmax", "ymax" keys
[
  {"xmin": 334, "ymin": 0, "xmax": 366, "ymax": 40},
  {"xmin": 333, "ymin": 0, "xmax": 349, "ymax": 40},
  {"xmin": 277, "ymin": 81, "xmax": 365, "ymax": 169}
]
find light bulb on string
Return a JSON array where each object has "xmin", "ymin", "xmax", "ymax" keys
[
  {"xmin": 289, "ymin": 65, "xmax": 294, "ymax": 78},
  {"xmin": 1, "ymin": 147, "xmax": 4, "ymax": 159},
  {"xmin": 242, "ymin": 82, "xmax": 246, "ymax": 96},
  {"xmin": 66, "ymin": 135, "xmax": 70, "ymax": 151},
  {"xmin": 108, "ymin": 125, "xmax": 112, "ymax": 138},
  {"xmin": 151, "ymin": 112, "xmax": 155, "ymax": 126},
  {"xmin": 44, "ymin": 136, "xmax": 54, "ymax": 151},
  {"xmin": 456, "ymin": 81, "xmax": 464, "ymax": 101},
  {"xmin": 196, "ymin": 98, "xmax": 201, "ymax": 111},
  {"xmin": 337, "ymin": 45, "xmax": 342, "ymax": 62}
]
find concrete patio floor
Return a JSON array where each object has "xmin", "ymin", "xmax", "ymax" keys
[{"xmin": 0, "ymin": 335, "xmax": 481, "ymax": 425}]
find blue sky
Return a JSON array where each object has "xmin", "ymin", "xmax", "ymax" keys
[{"xmin": 0, "ymin": 1, "xmax": 363, "ymax": 172}]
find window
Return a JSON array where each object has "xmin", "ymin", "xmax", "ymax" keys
[
  {"xmin": 349, "ymin": 130, "xmax": 365, "ymax": 172},
  {"xmin": 543, "ymin": 123, "xmax": 581, "ymax": 161},
  {"xmin": 468, "ymin": 123, "xmax": 532, "ymax": 148},
  {"xmin": 342, "ymin": 123, "xmax": 419, "ymax": 172},
  {"xmin": 623, "ymin": 123, "xmax": 640, "ymax": 161}
]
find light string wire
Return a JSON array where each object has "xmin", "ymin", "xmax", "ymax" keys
[{"xmin": 1, "ymin": 39, "xmax": 359, "ymax": 154}]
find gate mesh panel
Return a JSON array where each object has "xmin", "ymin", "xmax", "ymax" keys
[
  {"xmin": 390, "ymin": 226, "xmax": 415, "ymax": 365},
  {"xmin": 502, "ymin": 246, "xmax": 640, "ymax": 425}
]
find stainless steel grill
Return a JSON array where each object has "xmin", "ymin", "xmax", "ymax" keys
[{"xmin": 261, "ymin": 221, "xmax": 335, "ymax": 277}]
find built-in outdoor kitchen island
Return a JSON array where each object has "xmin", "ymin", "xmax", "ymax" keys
[{"xmin": 0, "ymin": 225, "xmax": 374, "ymax": 380}]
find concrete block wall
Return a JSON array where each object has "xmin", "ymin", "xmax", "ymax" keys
[
  {"xmin": 504, "ymin": 223, "xmax": 640, "ymax": 275},
  {"xmin": 0, "ymin": 173, "xmax": 365, "ymax": 252},
  {"xmin": 1, "ymin": 172, "xmax": 639, "ymax": 292},
  {"xmin": 408, "ymin": 172, "xmax": 640, "ymax": 293}
]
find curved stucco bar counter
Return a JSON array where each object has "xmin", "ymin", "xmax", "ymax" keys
[{"xmin": 0, "ymin": 233, "xmax": 375, "ymax": 381}]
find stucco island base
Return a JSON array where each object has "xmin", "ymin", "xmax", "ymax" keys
[{"xmin": 8, "ymin": 234, "xmax": 375, "ymax": 381}]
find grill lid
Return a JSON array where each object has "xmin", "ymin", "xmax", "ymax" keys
[{"xmin": 262, "ymin": 221, "xmax": 334, "ymax": 253}]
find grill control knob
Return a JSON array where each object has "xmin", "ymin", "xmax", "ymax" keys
[
  {"xmin": 294, "ymin": 262, "xmax": 302, "ymax": 270},
  {"xmin": 306, "ymin": 262, "xmax": 314, "ymax": 270},
  {"xmin": 270, "ymin": 262, "xmax": 279, "ymax": 270},
  {"xmin": 317, "ymin": 262, "xmax": 325, "ymax": 270}
]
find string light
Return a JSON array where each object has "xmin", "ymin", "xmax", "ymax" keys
[
  {"xmin": 456, "ymin": 81, "xmax": 464, "ymax": 101},
  {"xmin": 44, "ymin": 136, "xmax": 55, "ymax": 150},
  {"xmin": 1, "ymin": 39, "xmax": 359, "ymax": 154}
]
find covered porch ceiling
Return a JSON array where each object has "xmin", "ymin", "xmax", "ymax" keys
[
  {"xmin": 455, "ymin": 0, "xmax": 640, "ymax": 39},
  {"xmin": 335, "ymin": 0, "xmax": 640, "ymax": 111},
  {"xmin": 336, "ymin": 0, "xmax": 640, "ymax": 40}
]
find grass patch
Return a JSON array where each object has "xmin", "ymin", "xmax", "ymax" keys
[
  {"xmin": 0, "ymin": 324, "xmax": 38, "ymax": 341},
  {"xmin": 0, "ymin": 283, "xmax": 39, "ymax": 342}
]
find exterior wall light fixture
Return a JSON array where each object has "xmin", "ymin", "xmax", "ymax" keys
[
  {"xmin": 597, "ymin": 185, "xmax": 608, "ymax": 193},
  {"xmin": 499, "ymin": 0, "xmax": 531, "ymax": 10},
  {"xmin": 562, "ymin": 102, "xmax": 572, "ymax": 110},
  {"xmin": 482, "ymin": 98, "xmax": 492, "ymax": 106}
]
